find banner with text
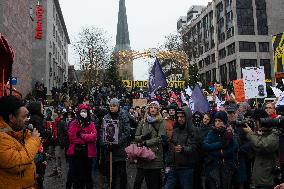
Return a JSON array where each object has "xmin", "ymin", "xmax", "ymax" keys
[
  {"xmin": 122, "ymin": 80, "xmax": 185, "ymax": 88},
  {"xmin": 273, "ymin": 33, "xmax": 284, "ymax": 73}
]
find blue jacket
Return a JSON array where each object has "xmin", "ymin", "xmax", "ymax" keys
[{"xmin": 202, "ymin": 129, "xmax": 239, "ymax": 168}]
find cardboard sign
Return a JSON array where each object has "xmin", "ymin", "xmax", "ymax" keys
[
  {"xmin": 242, "ymin": 67, "xmax": 267, "ymax": 99},
  {"xmin": 103, "ymin": 119, "xmax": 119, "ymax": 144},
  {"xmin": 233, "ymin": 80, "xmax": 245, "ymax": 102},
  {"xmin": 132, "ymin": 99, "xmax": 147, "ymax": 108}
]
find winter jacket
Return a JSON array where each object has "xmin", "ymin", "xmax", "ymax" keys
[
  {"xmin": 135, "ymin": 117, "xmax": 167, "ymax": 169},
  {"xmin": 247, "ymin": 129, "xmax": 279, "ymax": 187},
  {"xmin": 166, "ymin": 107, "xmax": 199, "ymax": 168},
  {"xmin": 0, "ymin": 116, "xmax": 41, "ymax": 189},
  {"xmin": 202, "ymin": 129, "xmax": 239, "ymax": 168},
  {"xmin": 103, "ymin": 110, "xmax": 131, "ymax": 162},
  {"xmin": 67, "ymin": 119, "xmax": 97, "ymax": 158}
]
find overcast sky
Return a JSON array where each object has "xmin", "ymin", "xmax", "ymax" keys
[{"xmin": 60, "ymin": 0, "xmax": 210, "ymax": 80}]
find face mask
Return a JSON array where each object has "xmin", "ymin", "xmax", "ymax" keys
[{"xmin": 80, "ymin": 112, "xmax": 88, "ymax": 118}]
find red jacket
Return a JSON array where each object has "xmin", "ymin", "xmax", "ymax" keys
[{"xmin": 67, "ymin": 120, "xmax": 97, "ymax": 158}]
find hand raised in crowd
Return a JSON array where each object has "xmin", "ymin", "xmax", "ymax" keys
[
  {"xmin": 32, "ymin": 128, "xmax": 41, "ymax": 140},
  {"xmin": 275, "ymin": 183, "xmax": 284, "ymax": 189}
]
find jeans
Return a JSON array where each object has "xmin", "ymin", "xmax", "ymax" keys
[
  {"xmin": 165, "ymin": 168, "xmax": 194, "ymax": 189},
  {"xmin": 107, "ymin": 161, "xmax": 127, "ymax": 189}
]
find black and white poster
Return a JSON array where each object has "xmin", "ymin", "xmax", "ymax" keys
[{"xmin": 103, "ymin": 119, "xmax": 119, "ymax": 144}]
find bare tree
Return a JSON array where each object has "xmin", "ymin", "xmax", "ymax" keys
[{"xmin": 73, "ymin": 26, "xmax": 110, "ymax": 86}]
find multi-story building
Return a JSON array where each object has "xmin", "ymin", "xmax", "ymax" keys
[
  {"xmin": 31, "ymin": 0, "xmax": 70, "ymax": 93},
  {"xmin": 178, "ymin": 0, "xmax": 284, "ymax": 87},
  {"xmin": 0, "ymin": 0, "xmax": 33, "ymax": 96}
]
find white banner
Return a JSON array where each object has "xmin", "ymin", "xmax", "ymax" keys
[{"xmin": 243, "ymin": 67, "xmax": 267, "ymax": 99}]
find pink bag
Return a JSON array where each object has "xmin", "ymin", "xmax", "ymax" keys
[{"xmin": 125, "ymin": 144, "xmax": 156, "ymax": 161}]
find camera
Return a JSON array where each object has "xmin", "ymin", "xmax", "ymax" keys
[
  {"xmin": 259, "ymin": 116, "xmax": 284, "ymax": 129},
  {"xmin": 236, "ymin": 119, "xmax": 255, "ymax": 128}
]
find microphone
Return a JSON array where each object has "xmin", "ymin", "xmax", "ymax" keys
[{"xmin": 26, "ymin": 124, "xmax": 34, "ymax": 131}]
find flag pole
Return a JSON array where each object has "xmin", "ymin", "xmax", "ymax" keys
[{"xmin": 109, "ymin": 148, "xmax": 112, "ymax": 189}]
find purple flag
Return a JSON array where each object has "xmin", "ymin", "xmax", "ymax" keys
[
  {"xmin": 148, "ymin": 58, "xmax": 168, "ymax": 98},
  {"xmin": 191, "ymin": 85, "xmax": 210, "ymax": 113}
]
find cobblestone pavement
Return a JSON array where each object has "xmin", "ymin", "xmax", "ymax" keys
[{"xmin": 43, "ymin": 151, "xmax": 146, "ymax": 189}]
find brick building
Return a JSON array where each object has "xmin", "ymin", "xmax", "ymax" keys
[{"xmin": 0, "ymin": 0, "xmax": 33, "ymax": 96}]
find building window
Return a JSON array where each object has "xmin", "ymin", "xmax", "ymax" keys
[
  {"xmin": 220, "ymin": 64, "xmax": 227, "ymax": 86},
  {"xmin": 206, "ymin": 70, "xmax": 212, "ymax": 86},
  {"xmin": 219, "ymin": 48, "xmax": 226, "ymax": 59},
  {"xmin": 218, "ymin": 32, "xmax": 226, "ymax": 44},
  {"xmin": 259, "ymin": 42, "xmax": 269, "ymax": 52},
  {"xmin": 216, "ymin": 2, "xmax": 224, "ymax": 20},
  {"xmin": 227, "ymin": 43, "xmax": 235, "ymax": 56},
  {"xmin": 212, "ymin": 68, "xmax": 217, "ymax": 82},
  {"xmin": 256, "ymin": 0, "xmax": 268, "ymax": 35},
  {"xmin": 53, "ymin": 43, "xmax": 55, "ymax": 54},
  {"xmin": 211, "ymin": 54, "xmax": 216, "ymax": 63},
  {"xmin": 198, "ymin": 60, "xmax": 204, "ymax": 69},
  {"xmin": 237, "ymin": 0, "xmax": 255, "ymax": 35},
  {"xmin": 205, "ymin": 56, "xmax": 211, "ymax": 66},
  {"xmin": 260, "ymin": 59, "xmax": 271, "ymax": 79},
  {"xmin": 228, "ymin": 60, "xmax": 237, "ymax": 80},
  {"xmin": 200, "ymin": 73, "xmax": 205, "ymax": 86},
  {"xmin": 240, "ymin": 59, "xmax": 257, "ymax": 76},
  {"xmin": 239, "ymin": 41, "xmax": 256, "ymax": 52},
  {"xmin": 227, "ymin": 27, "xmax": 234, "ymax": 39}
]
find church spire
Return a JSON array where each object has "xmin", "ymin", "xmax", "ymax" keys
[{"xmin": 114, "ymin": 0, "xmax": 131, "ymax": 52}]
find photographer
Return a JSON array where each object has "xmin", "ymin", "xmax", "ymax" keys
[
  {"xmin": 227, "ymin": 104, "xmax": 253, "ymax": 189},
  {"xmin": 243, "ymin": 109, "xmax": 279, "ymax": 189}
]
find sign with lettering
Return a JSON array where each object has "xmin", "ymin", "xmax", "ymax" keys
[
  {"xmin": 122, "ymin": 80, "xmax": 185, "ymax": 88},
  {"xmin": 242, "ymin": 67, "xmax": 267, "ymax": 99},
  {"xmin": 233, "ymin": 79, "xmax": 245, "ymax": 102},
  {"xmin": 35, "ymin": 5, "xmax": 44, "ymax": 39}
]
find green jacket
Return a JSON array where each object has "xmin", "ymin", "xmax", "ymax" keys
[
  {"xmin": 135, "ymin": 118, "xmax": 167, "ymax": 169},
  {"xmin": 247, "ymin": 129, "xmax": 279, "ymax": 187}
]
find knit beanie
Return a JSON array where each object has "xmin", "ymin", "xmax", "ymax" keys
[
  {"xmin": 110, "ymin": 98, "xmax": 120, "ymax": 107},
  {"xmin": 214, "ymin": 111, "xmax": 228, "ymax": 124}
]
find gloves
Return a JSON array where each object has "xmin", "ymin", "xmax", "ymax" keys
[
  {"xmin": 222, "ymin": 131, "xmax": 233, "ymax": 147},
  {"xmin": 141, "ymin": 132, "xmax": 152, "ymax": 141}
]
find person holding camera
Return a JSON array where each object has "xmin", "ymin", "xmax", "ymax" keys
[
  {"xmin": 203, "ymin": 111, "xmax": 239, "ymax": 189},
  {"xmin": 243, "ymin": 109, "xmax": 279, "ymax": 189}
]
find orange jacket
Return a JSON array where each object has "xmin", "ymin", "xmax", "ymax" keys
[{"xmin": 0, "ymin": 117, "xmax": 40, "ymax": 189}]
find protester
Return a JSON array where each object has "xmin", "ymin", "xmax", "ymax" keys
[
  {"xmin": 103, "ymin": 98, "xmax": 130, "ymax": 189},
  {"xmin": 135, "ymin": 101, "xmax": 167, "ymax": 189},
  {"xmin": 0, "ymin": 96, "xmax": 41, "ymax": 189},
  {"xmin": 243, "ymin": 109, "xmax": 279, "ymax": 189},
  {"xmin": 67, "ymin": 104, "xmax": 97, "ymax": 189},
  {"xmin": 203, "ymin": 111, "xmax": 239, "ymax": 189},
  {"xmin": 165, "ymin": 107, "xmax": 198, "ymax": 189},
  {"xmin": 275, "ymin": 183, "xmax": 284, "ymax": 189}
]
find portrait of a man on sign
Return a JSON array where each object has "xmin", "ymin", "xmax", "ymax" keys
[{"xmin": 103, "ymin": 119, "xmax": 119, "ymax": 144}]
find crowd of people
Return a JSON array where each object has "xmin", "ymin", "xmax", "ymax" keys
[{"xmin": 0, "ymin": 81, "xmax": 284, "ymax": 189}]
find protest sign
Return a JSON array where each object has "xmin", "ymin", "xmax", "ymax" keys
[
  {"xmin": 103, "ymin": 119, "xmax": 119, "ymax": 144},
  {"xmin": 233, "ymin": 80, "xmax": 245, "ymax": 102},
  {"xmin": 132, "ymin": 99, "xmax": 147, "ymax": 108},
  {"xmin": 242, "ymin": 67, "xmax": 267, "ymax": 99}
]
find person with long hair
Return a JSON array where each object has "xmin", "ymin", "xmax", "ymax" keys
[{"xmin": 66, "ymin": 104, "xmax": 97, "ymax": 189}]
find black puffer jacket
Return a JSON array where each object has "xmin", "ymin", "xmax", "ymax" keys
[{"xmin": 166, "ymin": 106, "xmax": 199, "ymax": 168}]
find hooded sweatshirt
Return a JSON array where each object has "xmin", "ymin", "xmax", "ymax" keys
[{"xmin": 166, "ymin": 106, "xmax": 199, "ymax": 168}]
